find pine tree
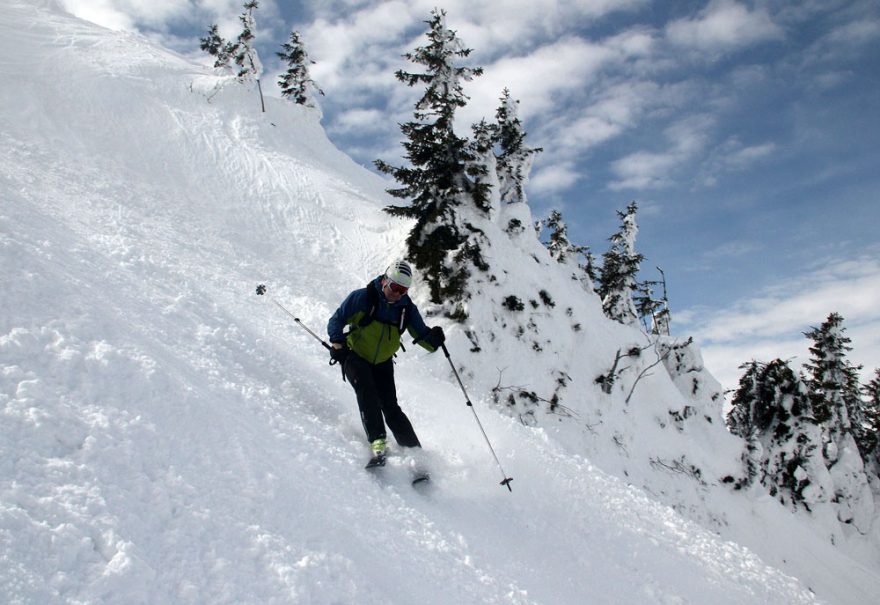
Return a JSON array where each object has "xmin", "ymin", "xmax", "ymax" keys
[
  {"xmin": 598, "ymin": 202, "xmax": 643, "ymax": 325},
  {"xmin": 727, "ymin": 361, "xmax": 766, "ymax": 488},
  {"xmin": 233, "ymin": 1, "xmax": 264, "ymax": 111},
  {"xmin": 865, "ymin": 370, "xmax": 880, "ymax": 408},
  {"xmin": 536, "ymin": 209, "xmax": 595, "ymax": 291},
  {"xmin": 374, "ymin": 9, "xmax": 483, "ymax": 312},
  {"xmin": 543, "ymin": 210, "xmax": 585, "ymax": 265},
  {"xmin": 199, "ymin": 25, "xmax": 224, "ymax": 62},
  {"xmin": 276, "ymin": 30, "xmax": 324, "ymax": 107},
  {"xmin": 728, "ymin": 361, "xmax": 764, "ymax": 435},
  {"xmin": 494, "ymin": 89, "xmax": 542, "ymax": 205},
  {"xmin": 862, "ymin": 369, "xmax": 880, "ymax": 473},
  {"xmin": 466, "ymin": 119, "xmax": 496, "ymax": 215},
  {"xmin": 804, "ymin": 313, "xmax": 857, "ymax": 435},
  {"xmin": 844, "ymin": 361, "xmax": 868, "ymax": 458},
  {"xmin": 634, "ymin": 282, "xmax": 662, "ymax": 335},
  {"xmin": 804, "ymin": 312, "xmax": 873, "ymax": 528},
  {"xmin": 635, "ymin": 268, "xmax": 671, "ymax": 336},
  {"xmin": 199, "ymin": 24, "xmax": 235, "ymax": 70},
  {"xmin": 234, "ymin": 1, "xmax": 261, "ymax": 79},
  {"xmin": 582, "ymin": 249, "xmax": 599, "ymax": 290},
  {"xmin": 760, "ymin": 360, "xmax": 828, "ymax": 509},
  {"xmin": 727, "ymin": 360, "xmax": 829, "ymax": 509}
]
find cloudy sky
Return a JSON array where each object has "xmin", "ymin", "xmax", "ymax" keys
[{"xmin": 59, "ymin": 0, "xmax": 880, "ymax": 392}]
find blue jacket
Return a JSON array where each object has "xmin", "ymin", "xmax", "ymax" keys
[{"xmin": 327, "ymin": 276, "xmax": 437, "ymax": 364}]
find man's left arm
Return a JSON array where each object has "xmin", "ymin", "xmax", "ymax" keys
[{"xmin": 407, "ymin": 304, "xmax": 444, "ymax": 352}]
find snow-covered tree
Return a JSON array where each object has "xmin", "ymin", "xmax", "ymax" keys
[
  {"xmin": 199, "ymin": 24, "xmax": 237, "ymax": 71},
  {"xmin": 494, "ymin": 89, "xmax": 541, "ymax": 205},
  {"xmin": 536, "ymin": 210, "xmax": 594, "ymax": 291},
  {"xmin": 862, "ymin": 369, "xmax": 880, "ymax": 474},
  {"xmin": 805, "ymin": 313, "xmax": 859, "ymax": 439},
  {"xmin": 542, "ymin": 210, "xmax": 581, "ymax": 264},
  {"xmin": 375, "ymin": 9, "xmax": 483, "ymax": 314},
  {"xmin": 728, "ymin": 361, "xmax": 762, "ymax": 430},
  {"xmin": 199, "ymin": 2, "xmax": 263, "ymax": 110},
  {"xmin": 582, "ymin": 249, "xmax": 598, "ymax": 289},
  {"xmin": 728, "ymin": 361, "xmax": 771, "ymax": 489},
  {"xmin": 844, "ymin": 363, "xmax": 869, "ymax": 458},
  {"xmin": 232, "ymin": 1, "xmax": 264, "ymax": 111},
  {"xmin": 635, "ymin": 268, "xmax": 671, "ymax": 336},
  {"xmin": 466, "ymin": 119, "xmax": 497, "ymax": 216},
  {"xmin": 276, "ymin": 30, "xmax": 323, "ymax": 108},
  {"xmin": 598, "ymin": 202, "xmax": 643, "ymax": 325},
  {"xmin": 804, "ymin": 313, "xmax": 874, "ymax": 528},
  {"xmin": 728, "ymin": 360, "xmax": 829, "ymax": 509},
  {"xmin": 865, "ymin": 370, "xmax": 880, "ymax": 409},
  {"xmin": 233, "ymin": 1, "xmax": 262, "ymax": 80}
]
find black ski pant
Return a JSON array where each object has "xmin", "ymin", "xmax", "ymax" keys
[{"xmin": 344, "ymin": 354, "xmax": 421, "ymax": 448}]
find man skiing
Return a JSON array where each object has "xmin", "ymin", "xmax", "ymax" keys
[{"xmin": 327, "ymin": 260, "xmax": 445, "ymax": 467}]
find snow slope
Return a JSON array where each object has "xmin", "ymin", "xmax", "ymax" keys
[{"xmin": 2, "ymin": 2, "xmax": 878, "ymax": 603}]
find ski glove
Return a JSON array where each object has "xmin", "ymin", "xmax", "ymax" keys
[
  {"xmin": 427, "ymin": 326, "xmax": 445, "ymax": 347},
  {"xmin": 329, "ymin": 345, "xmax": 349, "ymax": 365}
]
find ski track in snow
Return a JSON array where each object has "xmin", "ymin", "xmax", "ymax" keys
[{"xmin": 2, "ymin": 2, "xmax": 876, "ymax": 604}]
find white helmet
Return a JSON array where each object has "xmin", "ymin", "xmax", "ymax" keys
[{"xmin": 385, "ymin": 259, "xmax": 413, "ymax": 288}]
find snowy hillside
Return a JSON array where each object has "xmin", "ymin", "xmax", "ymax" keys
[{"xmin": 2, "ymin": 2, "xmax": 879, "ymax": 603}]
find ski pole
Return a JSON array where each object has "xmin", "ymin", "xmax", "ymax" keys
[
  {"xmin": 440, "ymin": 343, "xmax": 514, "ymax": 492},
  {"xmin": 256, "ymin": 284, "xmax": 332, "ymax": 351}
]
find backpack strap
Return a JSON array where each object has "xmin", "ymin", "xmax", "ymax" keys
[
  {"xmin": 399, "ymin": 304, "xmax": 408, "ymax": 332},
  {"xmin": 357, "ymin": 280, "xmax": 380, "ymax": 329}
]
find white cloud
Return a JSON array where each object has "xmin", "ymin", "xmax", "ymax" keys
[
  {"xmin": 608, "ymin": 150, "xmax": 678, "ymax": 190},
  {"xmin": 529, "ymin": 162, "xmax": 582, "ymax": 194},
  {"xmin": 305, "ymin": 2, "xmax": 658, "ymax": 133},
  {"xmin": 61, "ymin": 0, "xmax": 283, "ymax": 37},
  {"xmin": 329, "ymin": 108, "xmax": 388, "ymax": 134},
  {"xmin": 458, "ymin": 0, "xmax": 649, "ymax": 55},
  {"xmin": 303, "ymin": 4, "xmax": 418, "ymax": 92},
  {"xmin": 683, "ymin": 252, "xmax": 880, "ymax": 392},
  {"xmin": 698, "ymin": 258, "xmax": 880, "ymax": 342},
  {"xmin": 697, "ymin": 137, "xmax": 777, "ymax": 187},
  {"xmin": 548, "ymin": 80, "xmax": 661, "ymax": 152},
  {"xmin": 308, "ymin": 0, "xmax": 648, "ymax": 53},
  {"xmin": 608, "ymin": 114, "xmax": 714, "ymax": 190},
  {"xmin": 666, "ymin": 0, "xmax": 783, "ymax": 56},
  {"xmin": 307, "ymin": 9, "xmax": 668, "ymax": 174},
  {"xmin": 60, "ymin": 0, "xmax": 137, "ymax": 30},
  {"xmin": 723, "ymin": 142, "xmax": 776, "ymax": 169},
  {"xmin": 802, "ymin": 17, "xmax": 880, "ymax": 68},
  {"xmin": 704, "ymin": 240, "xmax": 764, "ymax": 261},
  {"xmin": 560, "ymin": 115, "xmax": 625, "ymax": 151},
  {"xmin": 463, "ymin": 36, "xmax": 618, "ymax": 124}
]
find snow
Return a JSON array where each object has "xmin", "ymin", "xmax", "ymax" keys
[{"xmin": 2, "ymin": 2, "xmax": 879, "ymax": 603}]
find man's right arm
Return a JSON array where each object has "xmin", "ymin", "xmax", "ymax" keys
[{"xmin": 327, "ymin": 288, "xmax": 367, "ymax": 345}]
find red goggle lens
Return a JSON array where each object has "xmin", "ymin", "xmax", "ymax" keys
[{"xmin": 388, "ymin": 281, "xmax": 408, "ymax": 294}]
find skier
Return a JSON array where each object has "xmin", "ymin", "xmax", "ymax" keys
[{"xmin": 327, "ymin": 260, "xmax": 445, "ymax": 467}]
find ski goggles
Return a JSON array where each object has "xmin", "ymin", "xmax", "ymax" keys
[{"xmin": 387, "ymin": 280, "xmax": 409, "ymax": 295}]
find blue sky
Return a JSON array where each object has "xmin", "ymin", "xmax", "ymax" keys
[{"xmin": 59, "ymin": 0, "xmax": 880, "ymax": 392}]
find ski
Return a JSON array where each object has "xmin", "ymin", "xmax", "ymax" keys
[
  {"xmin": 365, "ymin": 453, "xmax": 386, "ymax": 469},
  {"xmin": 365, "ymin": 455, "xmax": 431, "ymax": 489}
]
